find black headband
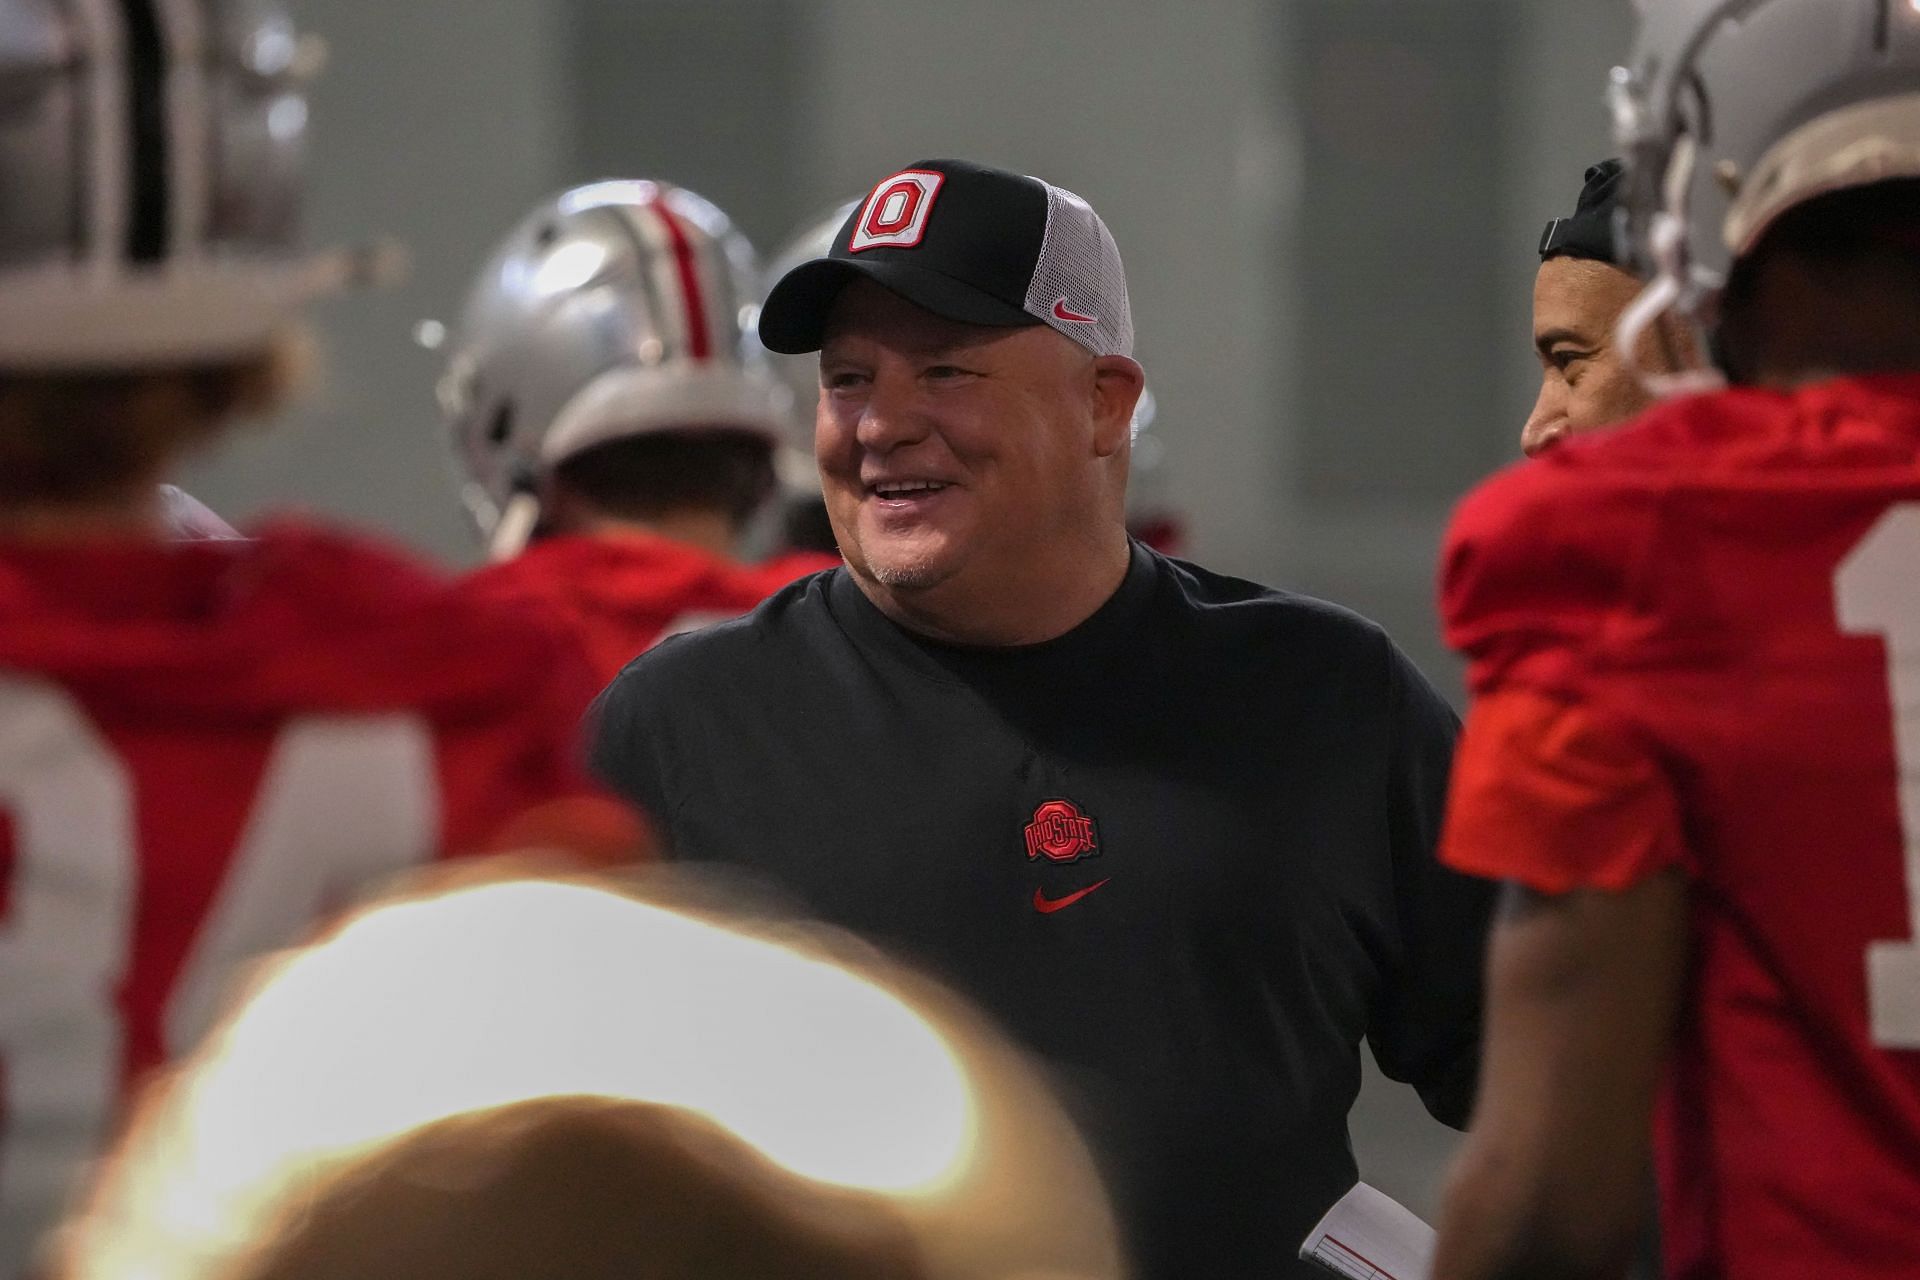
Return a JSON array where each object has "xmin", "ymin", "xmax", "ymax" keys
[{"xmin": 1539, "ymin": 159, "xmax": 1625, "ymax": 265}]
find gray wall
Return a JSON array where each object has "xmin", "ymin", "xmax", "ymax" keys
[
  {"xmin": 180, "ymin": 0, "xmax": 1642, "ymax": 1226},
  {"xmin": 181, "ymin": 0, "xmax": 576, "ymax": 557}
]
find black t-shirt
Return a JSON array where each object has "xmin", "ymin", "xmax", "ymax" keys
[{"xmin": 591, "ymin": 545, "xmax": 1491, "ymax": 1279}]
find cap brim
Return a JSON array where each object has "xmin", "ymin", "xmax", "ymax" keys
[{"xmin": 758, "ymin": 258, "xmax": 1038, "ymax": 354}]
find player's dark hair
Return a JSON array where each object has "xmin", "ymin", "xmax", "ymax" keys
[
  {"xmin": 551, "ymin": 430, "xmax": 776, "ymax": 532},
  {"xmin": 235, "ymin": 1096, "xmax": 929, "ymax": 1280},
  {"xmin": 1718, "ymin": 178, "xmax": 1920, "ymax": 382},
  {"xmin": 0, "ymin": 334, "xmax": 309, "ymax": 505}
]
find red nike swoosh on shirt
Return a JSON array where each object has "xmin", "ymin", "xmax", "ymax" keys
[
  {"xmin": 1033, "ymin": 879, "xmax": 1111, "ymax": 914},
  {"xmin": 1051, "ymin": 298, "xmax": 1097, "ymax": 324}
]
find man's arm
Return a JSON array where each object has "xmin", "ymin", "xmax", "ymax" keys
[
  {"xmin": 1367, "ymin": 644, "xmax": 1497, "ymax": 1127},
  {"xmin": 586, "ymin": 652, "xmax": 681, "ymax": 831},
  {"xmin": 1432, "ymin": 875, "xmax": 1686, "ymax": 1280}
]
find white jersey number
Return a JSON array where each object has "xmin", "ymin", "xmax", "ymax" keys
[
  {"xmin": 1837, "ymin": 505, "xmax": 1920, "ymax": 1049},
  {"xmin": 0, "ymin": 678, "xmax": 436, "ymax": 1273}
]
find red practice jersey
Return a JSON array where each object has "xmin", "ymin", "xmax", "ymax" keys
[
  {"xmin": 462, "ymin": 532, "xmax": 838, "ymax": 686},
  {"xmin": 0, "ymin": 523, "xmax": 641, "ymax": 1274},
  {"xmin": 1439, "ymin": 376, "xmax": 1920, "ymax": 1279}
]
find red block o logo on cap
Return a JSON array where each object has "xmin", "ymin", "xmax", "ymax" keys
[{"xmin": 849, "ymin": 170, "xmax": 946, "ymax": 253}]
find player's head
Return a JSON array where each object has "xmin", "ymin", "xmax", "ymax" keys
[
  {"xmin": 757, "ymin": 160, "xmax": 1145, "ymax": 600},
  {"xmin": 438, "ymin": 182, "xmax": 793, "ymax": 561},
  {"xmin": 58, "ymin": 872, "xmax": 1124, "ymax": 1280},
  {"xmin": 1524, "ymin": 160, "xmax": 1701, "ymax": 456},
  {"xmin": 193, "ymin": 1099, "xmax": 932, "ymax": 1280},
  {"xmin": 0, "ymin": 0, "xmax": 378, "ymax": 523},
  {"xmin": 1611, "ymin": 0, "xmax": 1920, "ymax": 391}
]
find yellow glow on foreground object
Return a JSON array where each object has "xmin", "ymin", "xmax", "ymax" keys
[{"xmin": 68, "ymin": 879, "xmax": 985, "ymax": 1280}]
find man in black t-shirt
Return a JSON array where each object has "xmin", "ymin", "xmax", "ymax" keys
[{"xmin": 592, "ymin": 158, "xmax": 1494, "ymax": 1279}]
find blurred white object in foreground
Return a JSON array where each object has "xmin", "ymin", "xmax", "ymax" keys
[{"xmin": 58, "ymin": 873, "xmax": 1123, "ymax": 1280}]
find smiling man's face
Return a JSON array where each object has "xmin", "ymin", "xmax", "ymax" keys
[{"xmin": 816, "ymin": 279, "xmax": 1113, "ymax": 600}]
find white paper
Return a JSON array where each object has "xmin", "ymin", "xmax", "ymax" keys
[{"xmin": 1299, "ymin": 1181, "xmax": 1436, "ymax": 1280}]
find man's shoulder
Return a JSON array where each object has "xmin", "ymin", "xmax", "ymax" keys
[
  {"xmin": 1150, "ymin": 549, "xmax": 1394, "ymax": 656},
  {"xmin": 604, "ymin": 566, "xmax": 838, "ymax": 693}
]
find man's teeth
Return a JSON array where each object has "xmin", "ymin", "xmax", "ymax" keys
[{"xmin": 873, "ymin": 481, "xmax": 949, "ymax": 497}]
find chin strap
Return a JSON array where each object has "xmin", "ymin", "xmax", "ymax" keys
[
  {"xmin": 488, "ymin": 490, "xmax": 542, "ymax": 562},
  {"xmin": 1616, "ymin": 136, "xmax": 1730, "ymax": 402}
]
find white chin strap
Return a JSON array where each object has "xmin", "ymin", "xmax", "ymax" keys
[
  {"xmin": 488, "ymin": 491, "xmax": 542, "ymax": 562},
  {"xmin": 1617, "ymin": 136, "xmax": 1730, "ymax": 402}
]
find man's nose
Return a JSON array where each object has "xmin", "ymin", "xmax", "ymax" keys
[
  {"xmin": 855, "ymin": 371, "xmax": 931, "ymax": 451},
  {"xmin": 1521, "ymin": 382, "xmax": 1569, "ymax": 458}
]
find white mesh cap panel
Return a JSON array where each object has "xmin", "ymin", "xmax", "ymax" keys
[{"xmin": 1024, "ymin": 180, "xmax": 1133, "ymax": 357}]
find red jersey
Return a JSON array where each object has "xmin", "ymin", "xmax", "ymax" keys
[
  {"xmin": 461, "ymin": 532, "xmax": 837, "ymax": 686},
  {"xmin": 0, "ymin": 523, "xmax": 640, "ymax": 1274},
  {"xmin": 1438, "ymin": 376, "xmax": 1920, "ymax": 1279}
]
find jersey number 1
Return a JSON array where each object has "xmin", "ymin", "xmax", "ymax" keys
[{"xmin": 1838, "ymin": 505, "xmax": 1920, "ymax": 1049}]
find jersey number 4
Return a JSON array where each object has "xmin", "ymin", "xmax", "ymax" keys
[
  {"xmin": 1838, "ymin": 505, "xmax": 1920, "ymax": 1050},
  {"xmin": 0, "ymin": 677, "xmax": 435, "ymax": 1261}
]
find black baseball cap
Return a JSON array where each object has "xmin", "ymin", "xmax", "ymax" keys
[
  {"xmin": 758, "ymin": 158, "xmax": 1134, "ymax": 358},
  {"xmin": 1539, "ymin": 159, "xmax": 1627, "ymax": 265}
]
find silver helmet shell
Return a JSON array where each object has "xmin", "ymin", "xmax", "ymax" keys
[
  {"xmin": 758, "ymin": 197, "xmax": 859, "ymax": 496},
  {"xmin": 438, "ymin": 180, "xmax": 792, "ymax": 555},
  {"xmin": 0, "ymin": 0, "xmax": 379, "ymax": 368},
  {"xmin": 1611, "ymin": 0, "xmax": 1920, "ymax": 361}
]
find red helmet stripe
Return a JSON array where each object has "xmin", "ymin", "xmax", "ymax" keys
[{"xmin": 649, "ymin": 198, "xmax": 712, "ymax": 362}]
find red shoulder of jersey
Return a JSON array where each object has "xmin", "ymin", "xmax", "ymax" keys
[
  {"xmin": 1437, "ymin": 388, "xmax": 1777, "ymax": 893},
  {"xmin": 0, "ymin": 520, "xmax": 594, "ymax": 719},
  {"xmin": 1440, "ymin": 375, "xmax": 1920, "ymax": 894},
  {"xmin": 463, "ymin": 534, "xmax": 832, "ymax": 684},
  {"xmin": 1444, "ymin": 376, "xmax": 1920, "ymax": 700},
  {"xmin": 1442, "ymin": 384, "xmax": 1809, "ymax": 700},
  {"xmin": 0, "ymin": 520, "xmax": 644, "ymax": 859},
  {"xmin": 1442, "ymin": 423, "xmax": 1666, "ymax": 700}
]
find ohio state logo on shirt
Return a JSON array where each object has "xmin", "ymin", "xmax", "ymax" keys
[
  {"xmin": 848, "ymin": 170, "xmax": 945, "ymax": 252},
  {"xmin": 1025, "ymin": 798, "xmax": 1099, "ymax": 863}
]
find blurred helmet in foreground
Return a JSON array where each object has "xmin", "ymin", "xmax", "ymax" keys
[
  {"xmin": 0, "ymin": 0, "xmax": 391, "ymax": 369},
  {"xmin": 1610, "ymin": 0, "xmax": 1920, "ymax": 388},
  {"xmin": 59, "ymin": 873, "xmax": 1126, "ymax": 1280},
  {"xmin": 437, "ymin": 181, "xmax": 792, "ymax": 558}
]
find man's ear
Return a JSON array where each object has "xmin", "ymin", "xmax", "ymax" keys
[{"xmin": 1090, "ymin": 356, "xmax": 1145, "ymax": 457}]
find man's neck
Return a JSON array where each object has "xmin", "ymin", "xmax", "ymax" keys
[{"xmin": 854, "ymin": 533, "xmax": 1133, "ymax": 648}]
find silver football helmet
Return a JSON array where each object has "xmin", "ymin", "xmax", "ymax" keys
[
  {"xmin": 1611, "ymin": 0, "xmax": 1920, "ymax": 393},
  {"xmin": 0, "ymin": 0, "xmax": 390, "ymax": 369},
  {"xmin": 757, "ymin": 197, "xmax": 859, "ymax": 497},
  {"xmin": 438, "ymin": 181, "xmax": 792, "ymax": 559}
]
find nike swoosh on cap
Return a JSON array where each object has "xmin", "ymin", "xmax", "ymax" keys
[
  {"xmin": 1033, "ymin": 879, "xmax": 1111, "ymax": 914},
  {"xmin": 1052, "ymin": 297, "xmax": 1097, "ymax": 324}
]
